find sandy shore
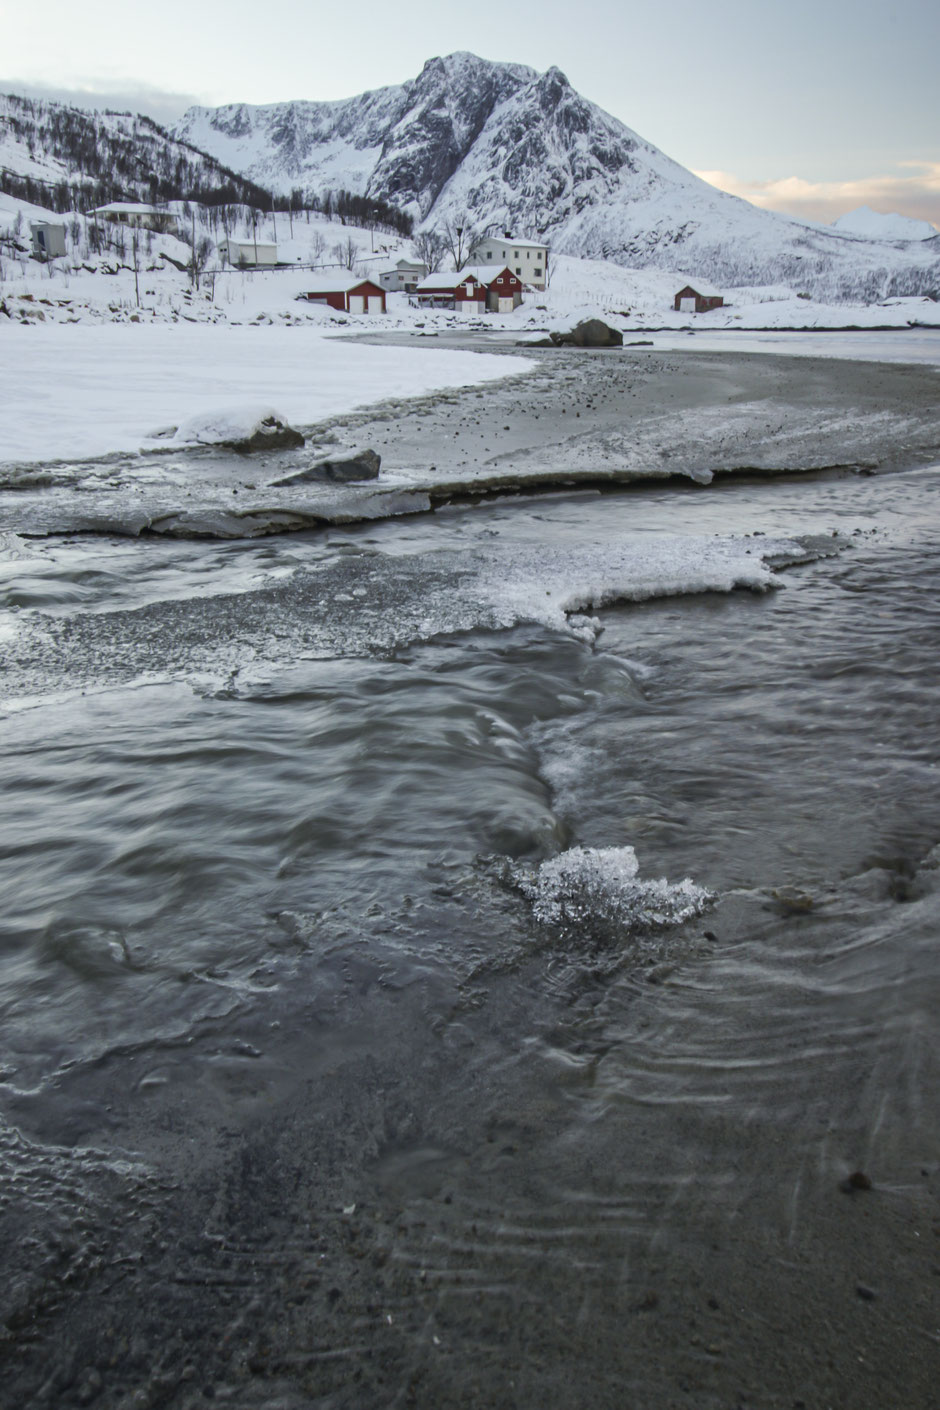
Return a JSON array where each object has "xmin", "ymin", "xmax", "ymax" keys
[{"xmin": 331, "ymin": 334, "xmax": 940, "ymax": 489}]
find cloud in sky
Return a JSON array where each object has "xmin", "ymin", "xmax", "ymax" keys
[
  {"xmin": 0, "ymin": 78, "xmax": 200, "ymax": 127},
  {"xmin": 697, "ymin": 163, "xmax": 940, "ymax": 231}
]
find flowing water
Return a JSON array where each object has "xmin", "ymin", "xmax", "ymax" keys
[{"xmin": 1, "ymin": 461, "xmax": 939, "ymax": 1408}]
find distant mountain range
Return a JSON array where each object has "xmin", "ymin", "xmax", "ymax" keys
[{"xmin": 174, "ymin": 53, "xmax": 940, "ymax": 302}]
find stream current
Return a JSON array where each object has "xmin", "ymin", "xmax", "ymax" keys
[{"xmin": 1, "ymin": 461, "xmax": 939, "ymax": 1408}]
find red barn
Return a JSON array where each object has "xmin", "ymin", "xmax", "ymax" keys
[
  {"xmin": 414, "ymin": 265, "xmax": 526, "ymax": 313},
  {"xmin": 674, "ymin": 283, "xmax": 724, "ymax": 313},
  {"xmin": 297, "ymin": 274, "xmax": 386, "ymax": 313},
  {"xmin": 465, "ymin": 265, "xmax": 526, "ymax": 312},
  {"xmin": 415, "ymin": 271, "xmax": 488, "ymax": 311}
]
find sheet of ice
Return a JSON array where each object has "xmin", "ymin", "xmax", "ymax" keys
[
  {"xmin": 0, "ymin": 325, "xmax": 532, "ymax": 465},
  {"xmin": 641, "ymin": 328, "xmax": 940, "ymax": 366},
  {"xmin": 513, "ymin": 845, "xmax": 712, "ymax": 933},
  {"xmin": 478, "ymin": 535, "xmax": 795, "ymax": 638}
]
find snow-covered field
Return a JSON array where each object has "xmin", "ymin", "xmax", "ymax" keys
[{"xmin": 0, "ymin": 323, "xmax": 529, "ymax": 465}]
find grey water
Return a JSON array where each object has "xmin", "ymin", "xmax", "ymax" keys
[{"xmin": 2, "ymin": 464, "xmax": 939, "ymax": 1408}]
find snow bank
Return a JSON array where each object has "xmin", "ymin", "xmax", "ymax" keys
[{"xmin": 0, "ymin": 325, "xmax": 532, "ymax": 465}]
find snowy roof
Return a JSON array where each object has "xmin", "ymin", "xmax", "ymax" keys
[
  {"xmin": 458, "ymin": 264, "xmax": 517, "ymax": 284},
  {"xmin": 300, "ymin": 272, "xmax": 382, "ymax": 292},
  {"xmin": 675, "ymin": 277, "xmax": 723, "ymax": 296},
  {"xmin": 222, "ymin": 238, "xmax": 277, "ymax": 251},
  {"xmin": 416, "ymin": 272, "xmax": 474, "ymax": 291},
  {"xmin": 470, "ymin": 236, "xmax": 548, "ymax": 251},
  {"xmin": 92, "ymin": 202, "xmax": 172, "ymax": 216}
]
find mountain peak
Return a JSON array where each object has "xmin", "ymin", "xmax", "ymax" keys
[{"xmin": 171, "ymin": 56, "xmax": 940, "ymax": 301}]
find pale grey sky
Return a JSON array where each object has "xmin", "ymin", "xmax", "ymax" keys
[{"xmin": 2, "ymin": 0, "xmax": 938, "ymax": 225}]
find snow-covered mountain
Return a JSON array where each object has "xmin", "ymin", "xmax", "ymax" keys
[
  {"xmin": 831, "ymin": 205, "xmax": 939, "ymax": 242},
  {"xmin": 174, "ymin": 53, "xmax": 940, "ymax": 303}
]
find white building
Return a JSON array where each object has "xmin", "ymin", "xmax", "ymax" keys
[
  {"xmin": 30, "ymin": 222, "xmax": 67, "ymax": 259},
  {"xmin": 219, "ymin": 239, "xmax": 278, "ymax": 268},
  {"xmin": 91, "ymin": 203, "xmax": 179, "ymax": 234},
  {"xmin": 377, "ymin": 258, "xmax": 427, "ymax": 292},
  {"xmin": 467, "ymin": 235, "xmax": 548, "ymax": 289}
]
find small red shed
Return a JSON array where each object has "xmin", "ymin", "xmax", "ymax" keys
[
  {"xmin": 674, "ymin": 283, "xmax": 724, "ymax": 314},
  {"xmin": 297, "ymin": 274, "xmax": 387, "ymax": 314}
]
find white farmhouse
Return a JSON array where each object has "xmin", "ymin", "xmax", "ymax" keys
[
  {"xmin": 467, "ymin": 234, "xmax": 548, "ymax": 289},
  {"xmin": 377, "ymin": 258, "xmax": 427, "ymax": 292},
  {"xmin": 91, "ymin": 202, "xmax": 179, "ymax": 234},
  {"xmin": 219, "ymin": 239, "xmax": 278, "ymax": 268}
]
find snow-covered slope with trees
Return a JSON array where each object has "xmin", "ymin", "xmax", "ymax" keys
[
  {"xmin": 174, "ymin": 53, "xmax": 940, "ymax": 303},
  {"xmin": 0, "ymin": 91, "xmax": 275, "ymax": 213}
]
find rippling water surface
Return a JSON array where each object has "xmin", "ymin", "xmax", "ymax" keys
[{"xmin": 2, "ymin": 464, "xmax": 939, "ymax": 1408}]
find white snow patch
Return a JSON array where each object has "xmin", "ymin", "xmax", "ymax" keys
[
  {"xmin": 166, "ymin": 405, "xmax": 294, "ymax": 447},
  {"xmin": 0, "ymin": 325, "xmax": 532, "ymax": 465}
]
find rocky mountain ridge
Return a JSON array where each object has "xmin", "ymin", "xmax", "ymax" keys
[{"xmin": 174, "ymin": 53, "xmax": 940, "ymax": 302}]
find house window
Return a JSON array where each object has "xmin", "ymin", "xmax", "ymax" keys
[
  {"xmin": 515, "ymin": 267, "xmax": 522, "ymax": 275},
  {"xmin": 497, "ymin": 277, "xmax": 504, "ymax": 284},
  {"xmin": 534, "ymin": 267, "xmax": 542, "ymax": 277}
]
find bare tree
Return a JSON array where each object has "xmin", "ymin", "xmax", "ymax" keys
[
  {"xmin": 188, "ymin": 236, "xmax": 213, "ymax": 290},
  {"xmin": 309, "ymin": 230, "xmax": 326, "ymax": 265},
  {"xmin": 333, "ymin": 235, "xmax": 357, "ymax": 270},
  {"xmin": 412, "ymin": 228, "xmax": 446, "ymax": 274},
  {"xmin": 441, "ymin": 219, "xmax": 478, "ymax": 271}
]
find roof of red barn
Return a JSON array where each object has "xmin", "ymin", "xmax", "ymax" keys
[
  {"xmin": 456, "ymin": 264, "xmax": 521, "ymax": 286},
  {"xmin": 300, "ymin": 273, "xmax": 383, "ymax": 293},
  {"xmin": 675, "ymin": 277, "xmax": 723, "ymax": 296},
  {"xmin": 416, "ymin": 271, "xmax": 484, "ymax": 292}
]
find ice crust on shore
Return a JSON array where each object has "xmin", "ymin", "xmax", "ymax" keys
[
  {"xmin": 481, "ymin": 535, "xmax": 795, "ymax": 638},
  {"xmin": 514, "ymin": 845, "xmax": 712, "ymax": 933}
]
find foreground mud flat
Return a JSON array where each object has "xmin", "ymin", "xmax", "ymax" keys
[{"xmin": 1, "ymin": 343, "xmax": 939, "ymax": 1410}]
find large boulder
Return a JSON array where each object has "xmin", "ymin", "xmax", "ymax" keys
[
  {"xmin": 270, "ymin": 448, "xmax": 381, "ymax": 487},
  {"xmin": 550, "ymin": 319, "xmax": 623, "ymax": 348}
]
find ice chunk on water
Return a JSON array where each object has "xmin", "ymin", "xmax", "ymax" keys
[{"xmin": 514, "ymin": 844, "xmax": 712, "ymax": 933}]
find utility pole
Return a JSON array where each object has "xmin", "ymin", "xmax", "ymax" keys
[
  {"xmin": 191, "ymin": 206, "xmax": 196, "ymax": 289},
  {"xmin": 133, "ymin": 230, "xmax": 140, "ymax": 307}
]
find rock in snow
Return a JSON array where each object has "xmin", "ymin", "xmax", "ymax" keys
[
  {"xmin": 550, "ymin": 319, "xmax": 624, "ymax": 348},
  {"xmin": 166, "ymin": 408, "xmax": 305, "ymax": 452},
  {"xmin": 270, "ymin": 448, "xmax": 382, "ymax": 486},
  {"xmin": 174, "ymin": 52, "xmax": 940, "ymax": 303}
]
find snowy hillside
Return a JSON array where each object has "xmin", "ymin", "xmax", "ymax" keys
[
  {"xmin": 831, "ymin": 206, "xmax": 939, "ymax": 242},
  {"xmin": 0, "ymin": 91, "xmax": 274, "ymax": 213},
  {"xmin": 175, "ymin": 53, "xmax": 940, "ymax": 303}
]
